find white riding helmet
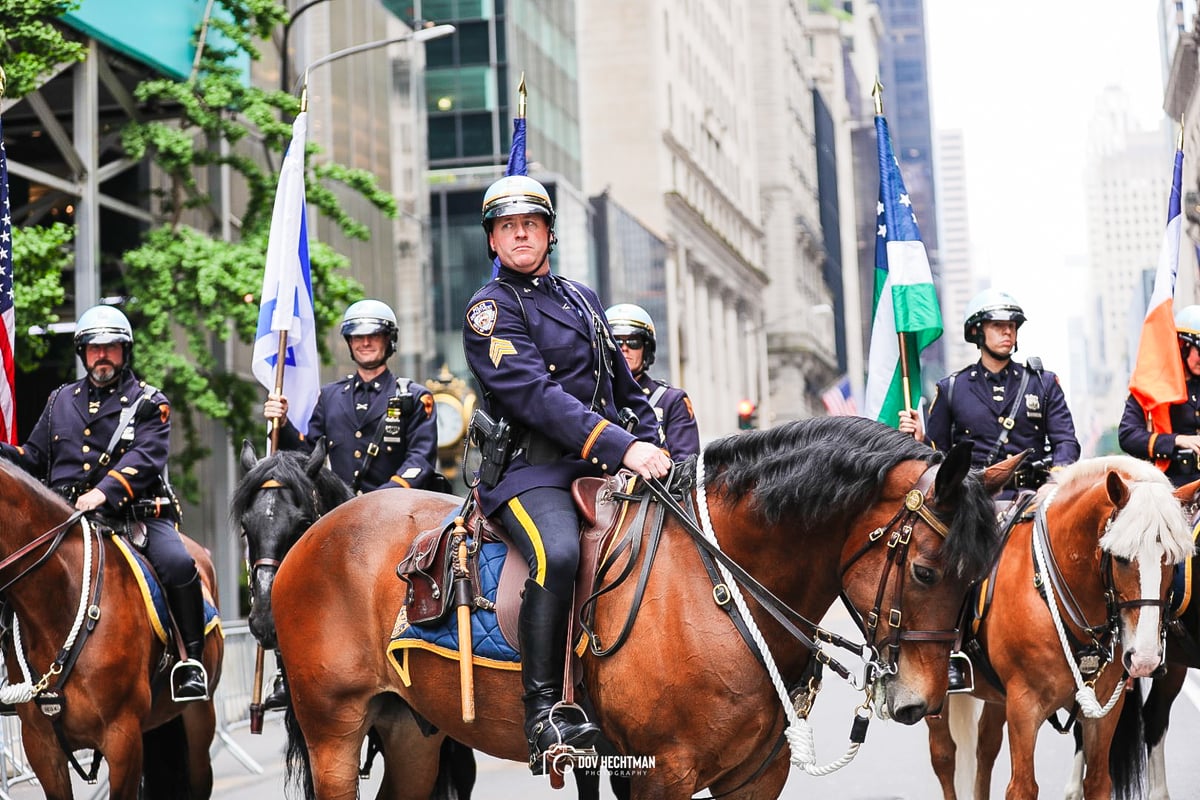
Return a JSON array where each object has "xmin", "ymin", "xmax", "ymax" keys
[
  {"xmin": 341, "ymin": 299, "xmax": 398, "ymax": 357},
  {"xmin": 963, "ymin": 289, "xmax": 1025, "ymax": 346},
  {"xmin": 1177, "ymin": 304, "xmax": 1200, "ymax": 350},
  {"xmin": 605, "ymin": 303, "xmax": 657, "ymax": 368},
  {"xmin": 74, "ymin": 305, "xmax": 133, "ymax": 362}
]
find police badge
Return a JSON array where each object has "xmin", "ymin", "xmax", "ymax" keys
[
  {"xmin": 467, "ymin": 300, "xmax": 498, "ymax": 336},
  {"xmin": 1024, "ymin": 393, "xmax": 1042, "ymax": 418}
]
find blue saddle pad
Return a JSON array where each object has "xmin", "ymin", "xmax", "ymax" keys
[
  {"xmin": 388, "ymin": 510, "xmax": 519, "ymax": 674},
  {"xmin": 112, "ymin": 536, "xmax": 221, "ymax": 644}
]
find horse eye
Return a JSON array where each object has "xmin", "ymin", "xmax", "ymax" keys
[
  {"xmin": 912, "ymin": 564, "xmax": 938, "ymax": 586},
  {"xmin": 1113, "ymin": 555, "xmax": 1131, "ymax": 567}
]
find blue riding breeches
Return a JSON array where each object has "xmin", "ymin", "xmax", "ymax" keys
[
  {"xmin": 496, "ymin": 486, "xmax": 580, "ymax": 602},
  {"xmin": 141, "ymin": 517, "xmax": 199, "ymax": 587}
]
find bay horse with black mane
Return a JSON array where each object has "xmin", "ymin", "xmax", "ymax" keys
[
  {"xmin": 0, "ymin": 459, "xmax": 223, "ymax": 799},
  {"xmin": 272, "ymin": 416, "xmax": 1020, "ymax": 799},
  {"xmin": 925, "ymin": 456, "xmax": 1197, "ymax": 800}
]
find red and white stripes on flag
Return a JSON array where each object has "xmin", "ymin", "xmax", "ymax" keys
[
  {"xmin": 822, "ymin": 376, "xmax": 858, "ymax": 417},
  {"xmin": 0, "ymin": 119, "xmax": 15, "ymax": 444}
]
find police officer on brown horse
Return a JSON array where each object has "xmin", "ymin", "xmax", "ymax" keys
[
  {"xmin": 0, "ymin": 305, "xmax": 209, "ymax": 701},
  {"xmin": 463, "ymin": 175, "xmax": 670, "ymax": 772}
]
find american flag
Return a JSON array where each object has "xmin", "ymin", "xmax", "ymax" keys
[
  {"xmin": 822, "ymin": 375, "xmax": 858, "ymax": 417},
  {"xmin": 0, "ymin": 120, "xmax": 15, "ymax": 443}
]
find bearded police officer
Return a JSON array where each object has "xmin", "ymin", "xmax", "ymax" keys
[
  {"xmin": 262, "ymin": 298, "xmax": 438, "ymax": 708},
  {"xmin": 463, "ymin": 175, "xmax": 670, "ymax": 772},
  {"xmin": 0, "ymin": 305, "xmax": 210, "ymax": 701},
  {"xmin": 605, "ymin": 303, "xmax": 700, "ymax": 459},
  {"xmin": 1119, "ymin": 304, "xmax": 1200, "ymax": 487}
]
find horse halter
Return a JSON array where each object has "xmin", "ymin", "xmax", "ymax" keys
[
  {"xmin": 247, "ymin": 478, "xmax": 320, "ymax": 575},
  {"xmin": 839, "ymin": 461, "xmax": 956, "ymax": 671}
]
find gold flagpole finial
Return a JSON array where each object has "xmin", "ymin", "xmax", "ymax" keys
[
  {"xmin": 1180, "ymin": 114, "xmax": 1186, "ymax": 150},
  {"xmin": 0, "ymin": 66, "xmax": 7, "ymax": 100},
  {"xmin": 517, "ymin": 72, "xmax": 526, "ymax": 119},
  {"xmin": 300, "ymin": 68, "xmax": 309, "ymax": 113},
  {"xmin": 872, "ymin": 76, "xmax": 884, "ymax": 116}
]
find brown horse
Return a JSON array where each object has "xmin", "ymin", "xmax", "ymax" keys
[
  {"xmin": 925, "ymin": 457, "xmax": 1197, "ymax": 800},
  {"xmin": 0, "ymin": 459, "xmax": 224, "ymax": 799},
  {"xmin": 273, "ymin": 417, "xmax": 1018, "ymax": 799}
]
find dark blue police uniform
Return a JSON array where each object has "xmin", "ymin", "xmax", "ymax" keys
[
  {"xmin": 636, "ymin": 372, "xmax": 700, "ymax": 459},
  {"xmin": 0, "ymin": 371, "xmax": 195, "ymax": 585},
  {"xmin": 1118, "ymin": 376, "xmax": 1200, "ymax": 487},
  {"xmin": 275, "ymin": 368, "xmax": 438, "ymax": 493},
  {"xmin": 925, "ymin": 359, "xmax": 1080, "ymax": 470},
  {"xmin": 463, "ymin": 267, "xmax": 659, "ymax": 600}
]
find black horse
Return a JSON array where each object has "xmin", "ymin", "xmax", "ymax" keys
[{"xmin": 232, "ymin": 438, "xmax": 476, "ymax": 799}]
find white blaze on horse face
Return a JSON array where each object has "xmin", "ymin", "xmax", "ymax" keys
[{"xmin": 1128, "ymin": 546, "xmax": 1164, "ymax": 679}]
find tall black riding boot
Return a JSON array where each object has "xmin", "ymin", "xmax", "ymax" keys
[
  {"xmin": 519, "ymin": 579, "xmax": 599, "ymax": 773},
  {"xmin": 165, "ymin": 573, "xmax": 211, "ymax": 702},
  {"xmin": 262, "ymin": 652, "xmax": 289, "ymax": 711}
]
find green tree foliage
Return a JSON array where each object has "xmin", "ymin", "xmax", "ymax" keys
[
  {"xmin": 118, "ymin": 1, "xmax": 396, "ymax": 496},
  {"xmin": 10, "ymin": 224, "xmax": 71, "ymax": 369},
  {"xmin": 0, "ymin": 0, "xmax": 85, "ymax": 98}
]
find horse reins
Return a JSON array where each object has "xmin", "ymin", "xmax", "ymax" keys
[
  {"xmin": 0, "ymin": 508, "xmax": 88, "ymax": 593},
  {"xmin": 839, "ymin": 463, "xmax": 958, "ymax": 670}
]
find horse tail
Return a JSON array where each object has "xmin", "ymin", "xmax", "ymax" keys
[
  {"xmin": 284, "ymin": 704, "xmax": 316, "ymax": 800},
  {"xmin": 1109, "ymin": 679, "xmax": 1146, "ymax": 800},
  {"xmin": 946, "ymin": 693, "xmax": 981, "ymax": 799},
  {"xmin": 142, "ymin": 715, "xmax": 190, "ymax": 799},
  {"xmin": 433, "ymin": 738, "xmax": 478, "ymax": 800}
]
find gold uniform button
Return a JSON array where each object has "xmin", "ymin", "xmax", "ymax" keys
[
  {"xmin": 548, "ymin": 364, "xmax": 556, "ymax": 372},
  {"xmin": 82, "ymin": 463, "xmax": 91, "ymax": 472},
  {"xmin": 354, "ymin": 450, "xmax": 362, "ymax": 458},
  {"xmin": 82, "ymin": 445, "xmax": 90, "ymax": 453},
  {"xmin": 591, "ymin": 457, "xmax": 598, "ymax": 464},
  {"xmin": 83, "ymin": 428, "xmax": 91, "ymax": 436},
  {"xmin": 355, "ymin": 431, "xmax": 363, "ymax": 438},
  {"xmin": 600, "ymin": 399, "xmax": 607, "ymax": 406},
  {"xmin": 601, "ymin": 464, "xmax": 608, "ymax": 471}
]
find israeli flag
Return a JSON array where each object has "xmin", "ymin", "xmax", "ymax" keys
[{"xmin": 251, "ymin": 111, "xmax": 320, "ymax": 434}]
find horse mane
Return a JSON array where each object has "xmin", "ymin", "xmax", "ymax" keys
[
  {"xmin": 1055, "ymin": 455, "xmax": 1194, "ymax": 564},
  {"xmin": 0, "ymin": 458, "xmax": 74, "ymax": 516},
  {"xmin": 230, "ymin": 449, "xmax": 353, "ymax": 528},
  {"xmin": 699, "ymin": 417, "xmax": 998, "ymax": 579}
]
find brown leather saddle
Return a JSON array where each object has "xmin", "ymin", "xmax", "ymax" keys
[{"xmin": 395, "ymin": 473, "xmax": 636, "ymax": 652}]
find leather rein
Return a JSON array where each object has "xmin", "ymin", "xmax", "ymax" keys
[{"xmin": 628, "ymin": 460, "xmax": 954, "ymax": 680}]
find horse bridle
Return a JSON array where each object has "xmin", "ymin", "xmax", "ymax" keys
[
  {"xmin": 1034, "ymin": 502, "xmax": 1167, "ymax": 651},
  {"xmin": 838, "ymin": 461, "xmax": 957, "ymax": 672},
  {"xmin": 247, "ymin": 478, "xmax": 320, "ymax": 577}
]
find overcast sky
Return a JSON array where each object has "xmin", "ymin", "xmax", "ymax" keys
[{"xmin": 923, "ymin": 0, "xmax": 1171, "ymax": 383}]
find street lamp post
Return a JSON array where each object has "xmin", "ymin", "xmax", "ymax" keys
[
  {"xmin": 280, "ymin": 0, "xmax": 339, "ymax": 93},
  {"xmin": 290, "ymin": 24, "xmax": 456, "ymax": 95}
]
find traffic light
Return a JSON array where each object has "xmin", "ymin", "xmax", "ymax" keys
[{"xmin": 737, "ymin": 399, "xmax": 757, "ymax": 430}]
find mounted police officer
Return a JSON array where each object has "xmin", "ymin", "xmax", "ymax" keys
[
  {"xmin": 902, "ymin": 290, "xmax": 1079, "ymax": 692},
  {"xmin": 1118, "ymin": 304, "xmax": 1200, "ymax": 487},
  {"xmin": 902, "ymin": 289, "xmax": 1080, "ymax": 479},
  {"xmin": 0, "ymin": 305, "xmax": 209, "ymax": 701},
  {"xmin": 605, "ymin": 303, "xmax": 700, "ymax": 459},
  {"xmin": 262, "ymin": 298, "xmax": 438, "ymax": 707},
  {"xmin": 463, "ymin": 175, "xmax": 670, "ymax": 772}
]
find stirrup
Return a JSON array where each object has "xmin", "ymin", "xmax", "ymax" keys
[
  {"xmin": 170, "ymin": 658, "xmax": 210, "ymax": 702},
  {"xmin": 947, "ymin": 651, "xmax": 973, "ymax": 694}
]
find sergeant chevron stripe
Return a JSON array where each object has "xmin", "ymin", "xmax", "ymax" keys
[{"xmin": 489, "ymin": 337, "xmax": 517, "ymax": 367}]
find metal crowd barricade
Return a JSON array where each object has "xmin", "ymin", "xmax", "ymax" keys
[{"xmin": 0, "ymin": 619, "xmax": 264, "ymax": 799}]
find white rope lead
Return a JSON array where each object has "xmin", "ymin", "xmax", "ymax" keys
[
  {"xmin": 694, "ymin": 453, "xmax": 862, "ymax": 775},
  {"xmin": 1030, "ymin": 489, "xmax": 1122, "ymax": 718},
  {"xmin": 0, "ymin": 517, "xmax": 95, "ymax": 705}
]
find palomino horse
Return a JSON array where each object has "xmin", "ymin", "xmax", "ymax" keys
[
  {"xmin": 925, "ymin": 457, "xmax": 1196, "ymax": 800},
  {"xmin": 0, "ymin": 459, "xmax": 223, "ymax": 799},
  {"xmin": 273, "ymin": 417, "xmax": 1019, "ymax": 799}
]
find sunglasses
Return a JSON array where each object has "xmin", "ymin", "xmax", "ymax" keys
[{"xmin": 615, "ymin": 337, "xmax": 645, "ymax": 350}]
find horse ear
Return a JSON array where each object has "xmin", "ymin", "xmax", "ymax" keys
[
  {"xmin": 980, "ymin": 449, "xmax": 1031, "ymax": 495},
  {"xmin": 1106, "ymin": 470, "xmax": 1131, "ymax": 510},
  {"xmin": 1173, "ymin": 477, "xmax": 1200, "ymax": 505},
  {"xmin": 240, "ymin": 439, "xmax": 259, "ymax": 473},
  {"xmin": 933, "ymin": 440, "xmax": 973, "ymax": 503},
  {"xmin": 306, "ymin": 437, "xmax": 328, "ymax": 479}
]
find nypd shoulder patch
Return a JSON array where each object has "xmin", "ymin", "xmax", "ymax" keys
[{"xmin": 467, "ymin": 300, "xmax": 498, "ymax": 336}]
